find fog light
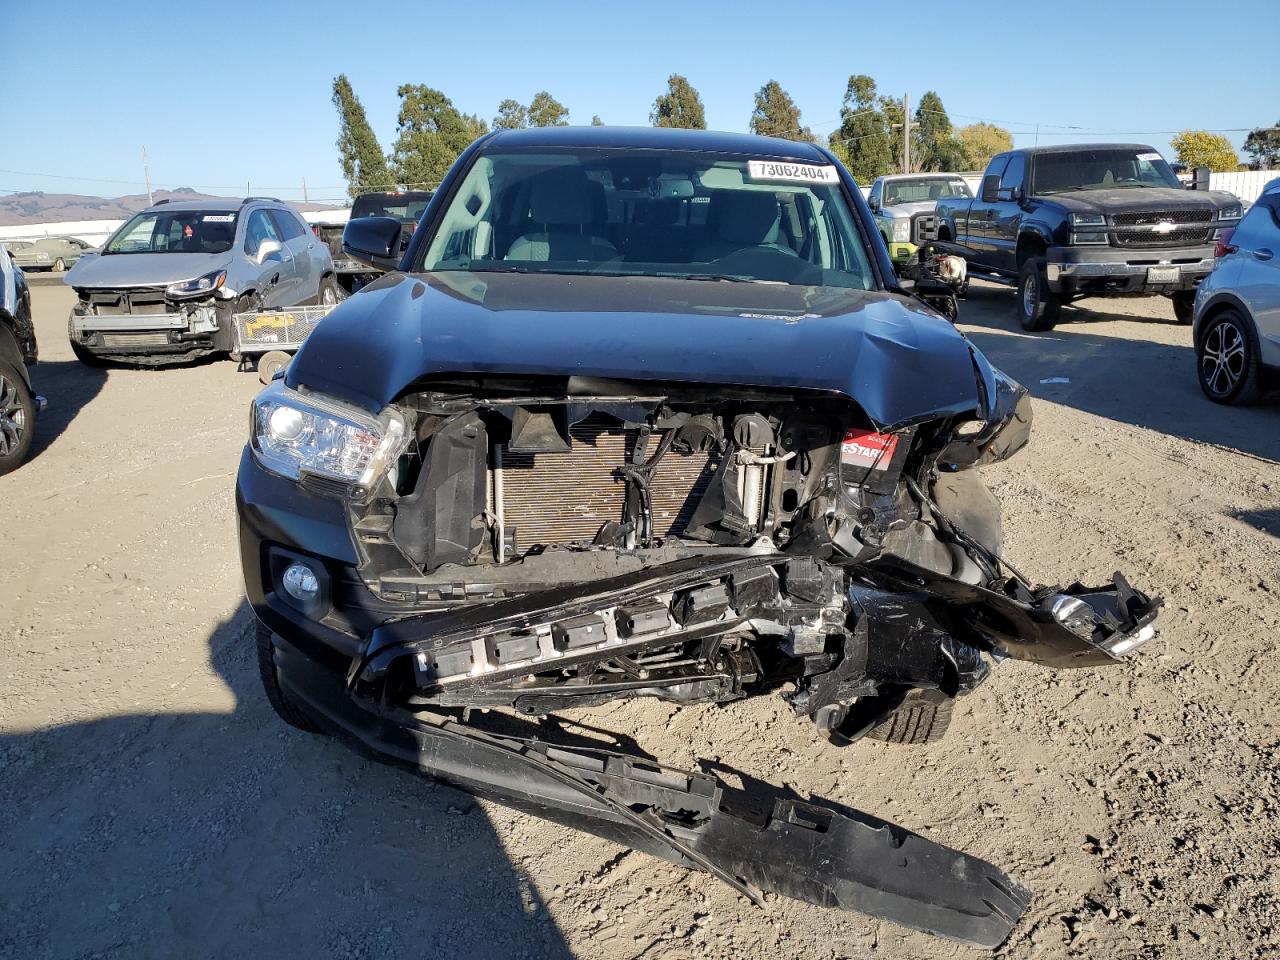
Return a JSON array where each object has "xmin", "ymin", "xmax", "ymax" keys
[{"xmin": 281, "ymin": 562, "xmax": 320, "ymax": 603}]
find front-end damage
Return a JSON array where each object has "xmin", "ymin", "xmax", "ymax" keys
[
  {"xmin": 69, "ymin": 283, "xmax": 236, "ymax": 361},
  {"xmin": 242, "ymin": 350, "xmax": 1159, "ymax": 946}
]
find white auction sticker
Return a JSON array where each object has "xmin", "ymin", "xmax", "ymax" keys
[
  {"xmin": 746, "ymin": 160, "xmax": 839, "ymax": 185},
  {"xmin": 202, "ymin": 214, "xmax": 235, "ymax": 222},
  {"xmin": 1136, "ymin": 152, "xmax": 1163, "ymax": 162}
]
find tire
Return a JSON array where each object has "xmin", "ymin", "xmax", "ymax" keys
[
  {"xmin": 257, "ymin": 350, "xmax": 291, "ymax": 385},
  {"xmin": 1171, "ymin": 290, "xmax": 1195, "ymax": 325},
  {"xmin": 318, "ymin": 275, "xmax": 339, "ymax": 307},
  {"xmin": 255, "ymin": 621, "xmax": 325, "ymax": 733},
  {"xmin": 0, "ymin": 360, "xmax": 35, "ymax": 475},
  {"xmin": 1016, "ymin": 256, "xmax": 1060, "ymax": 332},
  {"xmin": 69, "ymin": 338, "xmax": 108, "ymax": 367},
  {"xmin": 866, "ymin": 689, "xmax": 954, "ymax": 745},
  {"xmin": 1196, "ymin": 308, "xmax": 1262, "ymax": 405}
]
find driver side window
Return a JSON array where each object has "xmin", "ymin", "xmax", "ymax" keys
[{"xmin": 243, "ymin": 209, "xmax": 281, "ymax": 257}]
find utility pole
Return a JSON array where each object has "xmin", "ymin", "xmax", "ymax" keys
[
  {"xmin": 302, "ymin": 177, "xmax": 309, "ymax": 203},
  {"xmin": 142, "ymin": 146, "xmax": 153, "ymax": 205},
  {"xmin": 902, "ymin": 93, "xmax": 911, "ymax": 174}
]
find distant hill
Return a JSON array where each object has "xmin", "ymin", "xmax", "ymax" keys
[{"xmin": 0, "ymin": 187, "xmax": 342, "ymax": 226}]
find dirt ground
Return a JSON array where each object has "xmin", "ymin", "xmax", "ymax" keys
[{"xmin": 2, "ymin": 280, "xmax": 1277, "ymax": 960}]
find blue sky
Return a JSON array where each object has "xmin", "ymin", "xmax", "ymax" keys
[{"xmin": 8, "ymin": 0, "xmax": 1277, "ymax": 202}]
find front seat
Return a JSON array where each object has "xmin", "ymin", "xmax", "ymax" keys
[
  {"xmin": 692, "ymin": 191, "xmax": 794, "ymax": 262},
  {"xmin": 506, "ymin": 168, "xmax": 618, "ymax": 262}
]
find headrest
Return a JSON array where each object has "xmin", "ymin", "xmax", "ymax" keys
[
  {"xmin": 712, "ymin": 191, "xmax": 779, "ymax": 243},
  {"xmin": 529, "ymin": 168, "xmax": 594, "ymax": 226}
]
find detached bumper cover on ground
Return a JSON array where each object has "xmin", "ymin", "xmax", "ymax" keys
[{"xmin": 272, "ymin": 629, "xmax": 1033, "ymax": 948}]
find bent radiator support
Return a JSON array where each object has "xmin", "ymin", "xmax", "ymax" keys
[{"xmin": 275, "ymin": 635, "xmax": 1032, "ymax": 948}]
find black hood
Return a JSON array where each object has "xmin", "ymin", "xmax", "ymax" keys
[
  {"xmin": 287, "ymin": 271, "xmax": 991, "ymax": 429},
  {"xmin": 1042, "ymin": 187, "xmax": 1231, "ymax": 217}
]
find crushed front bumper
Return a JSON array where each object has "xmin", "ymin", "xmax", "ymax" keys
[
  {"xmin": 69, "ymin": 304, "xmax": 227, "ymax": 356},
  {"xmin": 271, "ymin": 628, "xmax": 1033, "ymax": 948},
  {"xmin": 1046, "ymin": 244, "xmax": 1215, "ymax": 296}
]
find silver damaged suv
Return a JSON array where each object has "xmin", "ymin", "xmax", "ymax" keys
[{"xmin": 64, "ymin": 198, "xmax": 337, "ymax": 364}]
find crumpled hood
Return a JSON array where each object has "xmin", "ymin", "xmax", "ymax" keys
[
  {"xmin": 64, "ymin": 252, "xmax": 230, "ymax": 289},
  {"xmin": 1043, "ymin": 187, "xmax": 1230, "ymax": 218},
  {"xmin": 287, "ymin": 271, "xmax": 988, "ymax": 429}
]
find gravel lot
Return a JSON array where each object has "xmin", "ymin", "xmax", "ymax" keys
[{"xmin": 2, "ymin": 281, "xmax": 1277, "ymax": 960}]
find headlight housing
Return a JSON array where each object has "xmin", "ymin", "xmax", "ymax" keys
[
  {"xmin": 251, "ymin": 380, "xmax": 408, "ymax": 494},
  {"xmin": 891, "ymin": 218, "xmax": 911, "ymax": 242},
  {"xmin": 1069, "ymin": 213, "xmax": 1106, "ymax": 227},
  {"xmin": 1217, "ymin": 202, "xmax": 1243, "ymax": 222},
  {"xmin": 167, "ymin": 269, "xmax": 227, "ymax": 298}
]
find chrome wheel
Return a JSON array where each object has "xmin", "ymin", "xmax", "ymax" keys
[
  {"xmin": 1201, "ymin": 320, "xmax": 1246, "ymax": 398},
  {"xmin": 321, "ymin": 284, "xmax": 337, "ymax": 306},
  {"xmin": 1021, "ymin": 270, "xmax": 1037, "ymax": 317},
  {"xmin": 0, "ymin": 371, "xmax": 28, "ymax": 457}
]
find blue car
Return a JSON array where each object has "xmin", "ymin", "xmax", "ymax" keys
[{"xmin": 235, "ymin": 127, "xmax": 1161, "ymax": 947}]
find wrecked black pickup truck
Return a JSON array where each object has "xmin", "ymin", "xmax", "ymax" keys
[{"xmin": 236, "ymin": 127, "xmax": 1159, "ymax": 948}]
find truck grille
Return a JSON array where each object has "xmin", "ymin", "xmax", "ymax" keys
[
  {"xmin": 1111, "ymin": 209, "xmax": 1213, "ymax": 247},
  {"xmin": 493, "ymin": 414, "xmax": 724, "ymax": 549},
  {"xmin": 99, "ymin": 332, "xmax": 171, "ymax": 348}
]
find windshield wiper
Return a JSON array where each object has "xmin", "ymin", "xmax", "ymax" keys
[{"xmin": 677, "ymin": 274, "xmax": 781, "ymax": 285}]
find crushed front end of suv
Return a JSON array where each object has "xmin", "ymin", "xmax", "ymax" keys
[{"xmin": 236, "ymin": 128, "xmax": 1160, "ymax": 948}]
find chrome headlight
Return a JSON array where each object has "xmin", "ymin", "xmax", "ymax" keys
[
  {"xmin": 167, "ymin": 269, "xmax": 227, "ymax": 297},
  {"xmin": 1069, "ymin": 212, "xmax": 1106, "ymax": 227},
  {"xmin": 891, "ymin": 218, "xmax": 911, "ymax": 242},
  {"xmin": 251, "ymin": 381, "xmax": 408, "ymax": 494},
  {"xmin": 1217, "ymin": 202, "xmax": 1242, "ymax": 222}
]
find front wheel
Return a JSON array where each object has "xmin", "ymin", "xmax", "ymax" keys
[
  {"xmin": 1197, "ymin": 309, "xmax": 1261, "ymax": 405},
  {"xmin": 255, "ymin": 621, "xmax": 325, "ymax": 733},
  {"xmin": 1017, "ymin": 257, "xmax": 1061, "ymax": 332},
  {"xmin": 53, "ymin": 258, "xmax": 66, "ymax": 272},
  {"xmin": 0, "ymin": 361, "xmax": 36, "ymax": 475},
  {"xmin": 318, "ymin": 276, "xmax": 339, "ymax": 307},
  {"xmin": 1171, "ymin": 290, "xmax": 1195, "ymax": 325}
]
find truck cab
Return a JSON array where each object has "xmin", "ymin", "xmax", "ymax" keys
[{"xmin": 932, "ymin": 144, "xmax": 1243, "ymax": 330}]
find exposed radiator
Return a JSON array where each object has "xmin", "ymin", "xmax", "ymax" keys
[
  {"xmin": 100, "ymin": 331, "xmax": 171, "ymax": 348},
  {"xmin": 492, "ymin": 414, "xmax": 724, "ymax": 549}
]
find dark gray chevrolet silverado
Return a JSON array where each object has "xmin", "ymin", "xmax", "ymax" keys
[
  {"xmin": 236, "ymin": 126, "xmax": 1161, "ymax": 947},
  {"xmin": 933, "ymin": 143, "xmax": 1242, "ymax": 330}
]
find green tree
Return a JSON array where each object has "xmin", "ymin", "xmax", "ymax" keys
[
  {"xmin": 912, "ymin": 91, "xmax": 964, "ymax": 171},
  {"xmin": 955, "ymin": 122, "xmax": 1013, "ymax": 170},
  {"xmin": 749, "ymin": 80, "xmax": 813, "ymax": 142},
  {"xmin": 331, "ymin": 74, "xmax": 393, "ymax": 198},
  {"xmin": 591, "ymin": 114, "xmax": 604, "ymax": 126},
  {"xmin": 650, "ymin": 75, "xmax": 706, "ymax": 129},
  {"xmin": 828, "ymin": 75, "xmax": 892, "ymax": 183},
  {"xmin": 390, "ymin": 85, "xmax": 489, "ymax": 188},
  {"xmin": 493, "ymin": 99, "xmax": 528, "ymax": 130},
  {"xmin": 1171, "ymin": 130, "xmax": 1239, "ymax": 172},
  {"xmin": 1243, "ymin": 122, "xmax": 1280, "ymax": 169},
  {"xmin": 528, "ymin": 91, "xmax": 570, "ymax": 127}
]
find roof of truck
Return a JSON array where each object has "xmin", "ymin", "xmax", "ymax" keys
[
  {"xmin": 1014, "ymin": 143, "xmax": 1159, "ymax": 156},
  {"xmin": 485, "ymin": 125, "xmax": 830, "ymax": 162}
]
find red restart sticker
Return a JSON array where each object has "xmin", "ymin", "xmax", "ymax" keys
[{"xmin": 841, "ymin": 429, "xmax": 898, "ymax": 470}]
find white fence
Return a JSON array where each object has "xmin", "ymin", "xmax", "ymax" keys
[{"xmin": 0, "ymin": 208, "xmax": 351, "ymax": 247}]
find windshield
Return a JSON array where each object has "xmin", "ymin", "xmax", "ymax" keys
[
  {"xmin": 418, "ymin": 149, "xmax": 875, "ymax": 289},
  {"xmin": 351, "ymin": 194, "xmax": 433, "ymax": 221},
  {"xmin": 1032, "ymin": 149, "xmax": 1181, "ymax": 194},
  {"xmin": 884, "ymin": 178, "xmax": 971, "ymax": 205},
  {"xmin": 104, "ymin": 210, "xmax": 238, "ymax": 254}
]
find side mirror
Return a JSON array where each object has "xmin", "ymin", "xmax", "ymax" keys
[
  {"xmin": 342, "ymin": 217, "xmax": 404, "ymax": 272},
  {"xmin": 256, "ymin": 239, "xmax": 283, "ymax": 266},
  {"xmin": 868, "ymin": 198, "xmax": 880, "ymax": 213},
  {"xmin": 980, "ymin": 174, "xmax": 1001, "ymax": 203}
]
